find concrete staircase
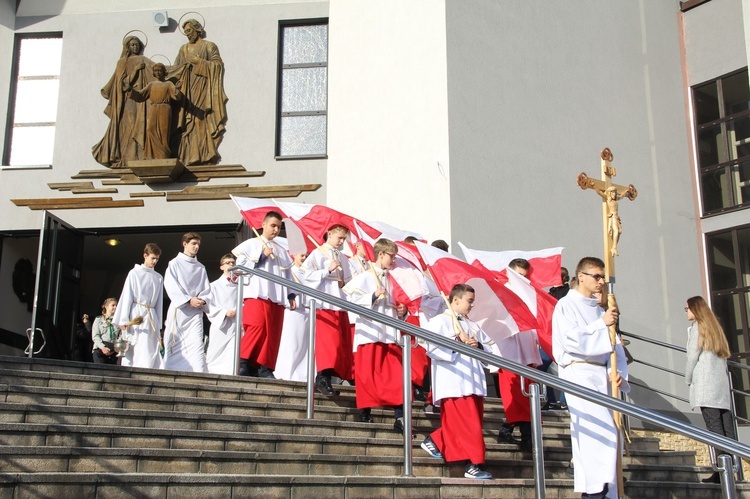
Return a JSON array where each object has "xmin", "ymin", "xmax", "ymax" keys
[{"xmin": 0, "ymin": 355, "xmax": 743, "ymax": 498}]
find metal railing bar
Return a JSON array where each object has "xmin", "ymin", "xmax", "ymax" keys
[
  {"xmin": 630, "ymin": 359, "xmax": 685, "ymax": 378},
  {"xmin": 233, "ymin": 266, "xmax": 750, "ymax": 460},
  {"xmin": 620, "ymin": 330, "xmax": 686, "ymax": 353},
  {"xmin": 628, "ymin": 380, "xmax": 689, "ymax": 404}
]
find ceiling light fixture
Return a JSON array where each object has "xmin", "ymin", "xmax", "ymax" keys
[{"xmin": 104, "ymin": 238, "xmax": 122, "ymax": 247}]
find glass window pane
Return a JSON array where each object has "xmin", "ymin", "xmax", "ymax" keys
[
  {"xmin": 739, "ymin": 227, "xmax": 750, "ymax": 287},
  {"xmin": 697, "ymin": 123, "xmax": 727, "ymax": 168},
  {"xmin": 713, "ymin": 293, "xmax": 744, "ymax": 354},
  {"xmin": 281, "ymin": 67, "xmax": 327, "ymax": 112},
  {"xmin": 13, "ymin": 79, "xmax": 59, "ymax": 123},
  {"xmin": 731, "ymin": 161, "xmax": 750, "ymax": 206},
  {"xmin": 9, "ymin": 126, "xmax": 55, "ymax": 165},
  {"xmin": 18, "ymin": 38, "xmax": 62, "ymax": 77},
  {"xmin": 283, "ymin": 25, "xmax": 328, "ymax": 65},
  {"xmin": 279, "ymin": 115, "xmax": 326, "ymax": 156},
  {"xmin": 722, "ymin": 70, "xmax": 750, "ymax": 116},
  {"xmin": 707, "ymin": 231, "xmax": 737, "ymax": 290},
  {"xmin": 701, "ymin": 167, "xmax": 732, "ymax": 212},
  {"xmin": 694, "ymin": 82, "xmax": 720, "ymax": 124},
  {"xmin": 729, "ymin": 115, "xmax": 750, "ymax": 161}
]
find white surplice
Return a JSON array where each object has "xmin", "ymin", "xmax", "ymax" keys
[
  {"xmin": 300, "ymin": 243, "xmax": 352, "ymax": 310},
  {"xmin": 113, "ymin": 264, "xmax": 164, "ymax": 369},
  {"xmin": 552, "ymin": 289, "xmax": 630, "ymax": 498},
  {"xmin": 233, "ymin": 237, "xmax": 293, "ymax": 305},
  {"xmin": 205, "ymin": 275, "xmax": 239, "ymax": 375},
  {"xmin": 274, "ymin": 266, "xmax": 310, "ymax": 382},
  {"xmin": 425, "ymin": 312, "xmax": 498, "ymax": 403},
  {"xmin": 343, "ymin": 267, "xmax": 399, "ymax": 350},
  {"xmin": 162, "ymin": 252, "xmax": 211, "ymax": 373}
]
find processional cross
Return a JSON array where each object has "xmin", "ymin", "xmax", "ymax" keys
[{"xmin": 577, "ymin": 147, "xmax": 638, "ymax": 496}]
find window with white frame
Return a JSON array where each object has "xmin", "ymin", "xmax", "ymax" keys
[
  {"xmin": 3, "ymin": 34, "xmax": 63, "ymax": 167},
  {"xmin": 276, "ymin": 20, "xmax": 328, "ymax": 158}
]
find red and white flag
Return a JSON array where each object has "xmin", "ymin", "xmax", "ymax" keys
[
  {"xmin": 458, "ymin": 243, "xmax": 564, "ymax": 288},
  {"xmin": 415, "ymin": 242, "xmax": 537, "ymax": 343},
  {"xmin": 231, "ymin": 196, "xmax": 286, "ymax": 230},
  {"xmin": 274, "ymin": 200, "xmax": 382, "ymax": 254},
  {"xmin": 505, "ymin": 267, "xmax": 558, "ymax": 359}
]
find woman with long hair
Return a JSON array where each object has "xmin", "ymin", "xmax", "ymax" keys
[{"xmin": 685, "ymin": 295, "xmax": 735, "ymax": 483}]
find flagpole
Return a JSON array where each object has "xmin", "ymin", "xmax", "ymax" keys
[
  {"xmin": 306, "ymin": 234, "xmax": 343, "ymax": 272},
  {"xmin": 251, "ymin": 226, "xmax": 275, "ymax": 260}
]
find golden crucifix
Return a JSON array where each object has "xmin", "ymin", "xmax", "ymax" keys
[
  {"xmin": 577, "ymin": 147, "xmax": 638, "ymax": 281},
  {"xmin": 577, "ymin": 147, "xmax": 638, "ymax": 496}
]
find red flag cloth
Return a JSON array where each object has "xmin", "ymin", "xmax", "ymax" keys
[
  {"xmin": 458, "ymin": 243, "xmax": 563, "ymax": 288},
  {"xmin": 395, "ymin": 241, "xmax": 427, "ymax": 271},
  {"xmin": 231, "ymin": 195, "xmax": 286, "ymax": 230},
  {"xmin": 414, "ymin": 242, "xmax": 537, "ymax": 344},
  {"xmin": 275, "ymin": 201, "xmax": 381, "ymax": 248}
]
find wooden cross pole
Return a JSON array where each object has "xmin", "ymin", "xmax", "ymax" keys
[{"xmin": 577, "ymin": 147, "xmax": 638, "ymax": 497}]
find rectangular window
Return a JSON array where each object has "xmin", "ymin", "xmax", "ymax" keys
[
  {"xmin": 275, "ymin": 20, "xmax": 328, "ymax": 159},
  {"xmin": 706, "ymin": 227, "xmax": 750, "ymax": 421},
  {"xmin": 3, "ymin": 34, "xmax": 63, "ymax": 168},
  {"xmin": 692, "ymin": 68, "xmax": 750, "ymax": 215}
]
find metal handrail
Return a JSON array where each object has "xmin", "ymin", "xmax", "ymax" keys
[{"xmin": 234, "ymin": 266, "xmax": 750, "ymax": 494}]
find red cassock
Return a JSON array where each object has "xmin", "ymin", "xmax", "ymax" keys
[
  {"xmin": 315, "ymin": 309, "xmax": 353, "ymax": 380},
  {"xmin": 354, "ymin": 342, "xmax": 404, "ymax": 408},
  {"xmin": 404, "ymin": 314, "xmax": 430, "ymax": 387},
  {"xmin": 429, "ymin": 394, "xmax": 486, "ymax": 464},
  {"xmin": 498, "ymin": 368, "xmax": 532, "ymax": 424},
  {"xmin": 241, "ymin": 297, "xmax": 284, "ymax": 369}
]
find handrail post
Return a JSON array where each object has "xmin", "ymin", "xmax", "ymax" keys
[
  {"xmin": 521, "ymin": 376, "xmax": 546, "ymax": 498},
  {"xmin": 718, "ymin": 453, "xmax": 737, "ymax": 498},
  {"xmin": 306, "ymin": 300, "xmax": 317, "ymax": 419},
  {"xmin": 401, "ymin": 331, "xmax": 414, "ymax": 477},
  {"xmin": 727, "ymin": 369, "xmax": 744, "ymax": 482},
  {"xmin": 233, "ymin": 275, "xmax": 244, "ymax": 376}
]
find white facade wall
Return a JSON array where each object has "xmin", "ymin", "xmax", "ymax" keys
[
  {"xmin": 326, "ymin": 0, "xmax": 452, "ymax": 242},
  {"xmin": 444, "ymin": 1, "xmax": 700, "ymax": 422}
]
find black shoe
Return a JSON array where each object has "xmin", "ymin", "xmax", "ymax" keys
[
  {"xmin": 315, "ymin": 375, "xmax": 336, "ymax": 396},
  {"xmin": 414, "ymin": 386, "xmax": 428, "ymax": 402},
  {"xmin": 498, "ymin": 423, "xmax": 519, "ymax": 445},
  {"xmin": 701, "ymin": 472, "xmax": 721, "ymax": 484},
  {"xmin": 257, "ymin": 365, "xmax": 275, "ymax": 379},
  {"xmin": 565, "ymin": 462, "xmax": 575, "ymax": 478},
  {"xmin": 519, "ymin": 438, "xmax": 532, "ymax": 453},
  {"xmin": 581, "ymin": 483, "xmax": 608, "ymax": 498},
  {"xmin": 518, "ymin": 422, "xmax": 532, "ymax": 452},
  {"xmin": 358, "ymin": 410, "xmax": 372, "ymax": 423},
  {"xmin": 541, "ymin": 402, "xmax": 550, "ymax": 411},
  {"xmin": 239, "ymin": 360, "xmax": 258, "ymax": 377},
  {"xmin": 393, "ymin": 418, "xmax": 414, "ymax": 438},
  {"xmin": 464, "ymin": 463, "xmax": 492, "ymax": 479}
]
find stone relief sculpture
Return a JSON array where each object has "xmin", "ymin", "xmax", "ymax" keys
[
  {"xmin": 93, "ymin": 18, "xmax": 228, "ymax": 169},
  {"xmin": 168, "ymin": 19, "xmax": 228, "ymax": 166},
  {"xmin": 126, "ymin": 63, "xmax": 183, "ymax": 160},
  {"xmin": 92, "ymin": 35, "xmax": 153, "ymax": 168}
]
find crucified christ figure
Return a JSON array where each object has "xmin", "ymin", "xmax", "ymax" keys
[{"xmin": 595, "ymin": 184, "xmax": 637, "ymax": 257}]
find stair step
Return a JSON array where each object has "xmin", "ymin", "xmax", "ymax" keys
[{"xmin": 0, "ymin": 473, "xmax": 743, "ymax": 499}]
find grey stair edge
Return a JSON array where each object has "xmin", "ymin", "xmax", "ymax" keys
[
  {"xmin": 0, "ymin": 473, "xmax": 741, "ymax": 491},
  {"xmin": 0, "ymin": 445, "xmax": 691, "ymax": 471},
  {"xmin": 0, "ymin": 422, "xmax": 577, "ymax": 448},
  {"xmin": 1, "ymin": 381, "xmax": 563, "ymax": 424},
  {"xmin": 0, "ymin": 357, "xmax": 518, "ymax": 412},
  {"xmin": 0, "ymin": 401, "xmax": 576, "ymax": 438}
]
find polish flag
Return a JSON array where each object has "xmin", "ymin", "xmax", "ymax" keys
[
  {"xmin": 415, "ymin": 242, "xmax": 537, "ymax": 343},
  {"xmin": 389, "ymin": 258, "xmax": 426, "ymax": 316},
  {"xmin": 395, "ymin": 241, "xmax": 426, "ymax": 271},
  {"xmin": 458, "ymin": 243, "xmax": 564, "ymax": 288},
  {"xmin": 275, "ymin": 200, "xmax": 382, "ymax": 254},
  {"xmin": 231, "ymin": 195, "xmax": 286, "ymax": 229},
  {"xmin": 505, "ymin": 267, "xmax": 558, "ymax": 359},
  {"xmin": 363, "ymin": 220, "xmax": 424, "ymax": 244}
]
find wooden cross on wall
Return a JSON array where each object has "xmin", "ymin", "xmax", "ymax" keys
[{"xmin": 577, "ymin": 147, "xmax": 638, "ymax": 282}]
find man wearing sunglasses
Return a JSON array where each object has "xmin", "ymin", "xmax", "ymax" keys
[{"xmin": 552, "ymin": 257, "xmax": 630, "ymax": 499}]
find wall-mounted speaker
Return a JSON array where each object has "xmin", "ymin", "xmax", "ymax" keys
[{"xmin": 152, "ymin": 11, "xmax": 169, "ymax": 27}]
